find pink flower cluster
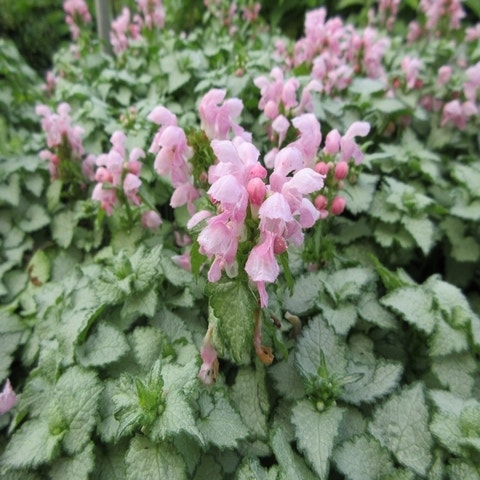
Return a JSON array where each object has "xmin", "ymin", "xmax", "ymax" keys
[
  {"xmin": 279, "ymin": 7, "xmax": 390, "ymax": 91},
  {"xmin": 407, "ymin": 0, "xmax": 465, "ymax": 41},
  {"xmin": 204, "ymin": 0, "xmax": 262, "ymax": 36},
  {"xmin": 150, "ymin": 89, "xmax": 370, "ymax": 308},
  {"xmin": 63, "ymin": 0, "xmax": 91, "ymax": 41},
  {"xmin": 110, "ymin": 0, "xmax": 165, "ymax": 55},
  {"xmin": 36, "ymin": 102, "xmax": 93, "ymax": 180},
  {"xmin": 148, "ymin": 107, "xmax": 199, "ymax": 215},
  {"xmin": 92, "ymin": 131, "xmax": 161, "ymax": 228}
]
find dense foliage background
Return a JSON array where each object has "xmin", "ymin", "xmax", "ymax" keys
[{"xmin": 1, "ymin": 0, "xmax": 480, "ymax": 479}]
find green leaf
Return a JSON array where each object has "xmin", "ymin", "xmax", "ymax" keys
[
  {"xmin": 197, "ymin": 391, "xmax": 249, "ymax": 449},
  {"xmin": 49, "ymin": 442, "xmax": 95, "ymax": 480},
  {"xmin": 349, "ymin": 78, "xmax": 385, "ymax": 96},
  {"xmin": 55, "ymin": 366, "xmax": 103, "ymax": 455},
  {"xmin": 92, "ymin": 440, "xmax": 128, "ymax": 480},
  {"xmin": 0, "ymin": 173, "xmax": 20, "ymax": 206},
  {"xmin": 236, "ymin": 456, "xmax": 273, "ymax": 480},
  {"xmin": 207, "ymin": 279, "xmax": 257, "ymax": 365},
  {"xmin": 334, "ymin": 435, "xmax": 395, "ymax": 480},
  {"xmin": 126, "ymin": 436, "xmax": 187, "ymax": 480},
  {"xmin": 270, "ymin": 427, "xmax": 317, "ymax": 480},
  {"xmin": 27, "ymin": 249, "xmax": 50, "ymax": 286},
  {"xmin": 1, "ymin": 419, "xmax": 63, "ymax": 469},
  {"xmin": 51, "ymin": 210, "xmax": 76, "ymax": 248},
  {"xmin": 17, "ymin": 204, "xmax": 50, "ymax": 232},
  {"xmin": 381, "ymin": 286, "xmax": 436, "ymax": 334},
  {"xmin": 369, "ymin": 383, "xmax": 432, "ymax": 476},
  {"xmin": 291, "ymin": 401, "xmax": 344, "ymax": 480},
  {"xmin": 76, "ymin": 322, "xmax": 130, "ymax": 368}
]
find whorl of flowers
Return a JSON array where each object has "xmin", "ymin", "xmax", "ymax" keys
[
  {"xmin": 63, "ymin": 0, "xmax": 92, "ymax": 41},
  {"xmin": 36, "ymin": 102, "xmax": 94, "ymax": 181}
]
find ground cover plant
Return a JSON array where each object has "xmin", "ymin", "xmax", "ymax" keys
[{"xmin": 1, "ymin": 0, "xmax": 480, "ymax": 478}]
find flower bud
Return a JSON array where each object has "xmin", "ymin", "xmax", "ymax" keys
[
  {"xmin": 334, "ymin": 161, "xmax": 349, "ymax": 180},
  {"xmin": 331, "ymin": 196, "xmax": 346, "ymax": 215},
  {"xmin": 247, "ymin": 177, "xmax": 266, "ymax": 205},
  {"xmin": 273, "ymin": 235, "xmax": 287, "ymax": 254},
  {"xmin": 314, "ymin": 161, "xmax": 329, "ymax": 175},
  {"xmin": 314, "ymin": 194, "xmax": 328, "ymax": 211}
]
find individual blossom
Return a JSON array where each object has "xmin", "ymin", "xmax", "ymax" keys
[
  {"xmin": 110, "ymin": 7, "xmax": 142, "ymax": 55},
  {"xmin": 464, "ymin": 62, "xmax": 480, "ymax": 102},
  {"xmin": 0, "ymin": 379, "xmax": 17, "ymax": 415},
  {"xmin": 339, "ymin": 121, "xmax": 371, "ymax": 164},
  {"xmin": 199, "ymin": 89, "xmax": 250, "ymax": 141},
  {"xmin": 198, "ymin": 325, "xmax": 219, "ymax": 385},
  {"xmin": 141, "ymin": 210, "xmax": 162, "ymax": 229},
  {"xmin": 377, "ymin": 0, "xmax": 400, "ymax": 31}
]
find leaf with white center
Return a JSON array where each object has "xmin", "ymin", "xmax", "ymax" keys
[
  {"xmin": 51, "ymin": 210, "xmax": 76, "ymax": 248},
  {"xmin": 207, "ymin": 279, "xmax": 257, "ymax": 365},
  {"xmin": 291, "ymin": 401, "xmax": 344, "ymax": 480},
  {"xmin": 1, "ymin": 419, "xmax": 63, "ymax": 468},
  {"xmin": 126, "ymin": 436, "xmax": 187, "ymax": 480},
  {"xmin": 321, "ymin": 301, "xmax": 357, "ymax": 335},
  {"xmin": 92, "ymin": 440, "xmax": 128, "ymax": 480},
  {"xmin": 197, "ymin": 391, "xmax": 249, "ymax": 449},
  {"xmin": 357, "ymin": 292, "xmax": 398, "ymax": 329},
  {"xmin": 343, "ymin": 173, "xmax": 379, "ymax": 214},
  {"xmin": 431, "ymin": 353, "xmax": 476, "ymax": 399},
  {"xmin": 381, "ymin": 286, "xmax": 436, "ymax": 334},
  {"xmin": 55, "ymin": 366, "xmax": 103, "ymax": 455},
  {"xmin": 296, "ymin": 315, "xmax": 347, "ymax": 379},
  {"xmin": 334, "ymin": 435, "xmax": 395, "ymax": 480},
  {"xmin": 269, "ymin": 353, "xmax": 305, "ymax": 401},
  {"xmin": 401, "ymin": 215, "xmax": 435, "ymax": 255},
  {"xmin": 76, "ymin": 322, "xmax": 130, "ymax": 367},
  {"xmin": 151, "ymin": 389, "xmax": 202, "ymax": 444},
  {"xmin": 369, "ymin": 383, "xmax": 432, "ymax": 476},
  {"xmin": 18, "ymin": 204, "xmax": 50, "ymax": 232},
  {"xmin": 429, "ymin": 316, "xmax": 469, "ymax": 356},
  {"xmin": 271, "ymin": 427, "xmax": 318, "ymax": 480},
  {"xmin": 130, "ymin": 326, "xmax": 169, "ymax": 371},
  {"xmin": 283, "ymin": 271, "xmax": 323, "ymax": 315},
  {"xmin": 231, "ymin": 365, "xmax": 270, "ymax": 442},
  {"xmin": 49, "ymin": 442, "xmax": 95, "ymax": 480}
]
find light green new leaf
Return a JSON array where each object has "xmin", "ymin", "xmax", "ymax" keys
[
  {"xmin": 126, "ymin": 436, "xmax": 187, "ymax": 480},
  {"xmin": 334, "ymin": 435, "xmax": 395, "ymax": 480},
  {"xmin": 197, "ymin": 391, "xmax": 249, "ymax": 449},
  {"xmin": 291, "ymin": 401, "xmax": 344, "ymax": 480},
  {"xmin": 49, "ymin": 442, "xmax": 95, "ymax": 480},
  {"xmin": 271, "ymin": 427, "xmax": 318, "ymax": 480},
  {"xmin": 55, "ymin": 366, "xmax": 103, "ymax": 455},
  {"xmin": 1, "ymin": 419, "xmax": 63, "ymax": 469},
  {"xmin": 381, "ymin": 286, "xmax": 436, "ymax": 334},
  {"xmin": 76, "ymin": 322, "xmax": 130, "ymax": 368},
  {"xmin": 369, "ymin": 383, "xmax": 432, "ymax": 476}
]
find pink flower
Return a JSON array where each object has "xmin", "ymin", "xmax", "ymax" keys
[
  {"xmin": 464, "ymin": 63, "xmax": 480, "ymax": 102},
  {"xmin": 437, "ymin": 65, "xmax": 452, "ymax": 87},
  {"xmin": 199, "ymin": 89, "xmax": 250, "ymax": 141},
  {"xmin": 331, "ymin": 196, "xmax": 346, "ymax": 215},
  {"xmin": 441, "ymin": 100, "xmax": 478, "ymax": 130},
  {"xmin": 123, "ymin": 173, "xmax": 142, "ymax": 205},
  {"xmin": 401, "ymin": 56, "xmax": 422, "ymax": 90},
  {"xmin": 245, "ymin": 231, "xmax": 280, "ymax": 307},
  {"xmin": 340, "ymin": 121, "xmax": 371, "ymax": 164},
  {"xmin": 141, "ymin": 210, "xmax": 162, "ymax": 229},
  {"xmin": 0, "ymin": 379, "xmax": 17, "ymax": 415},
  {"xmin": 198, "ymin": 325, "xmax": 219, "ymax": 385}
]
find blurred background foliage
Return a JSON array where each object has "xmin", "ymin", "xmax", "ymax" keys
[{"xmin": 1, "ymin": 0, "xmax": 479, "ymax": 76}]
